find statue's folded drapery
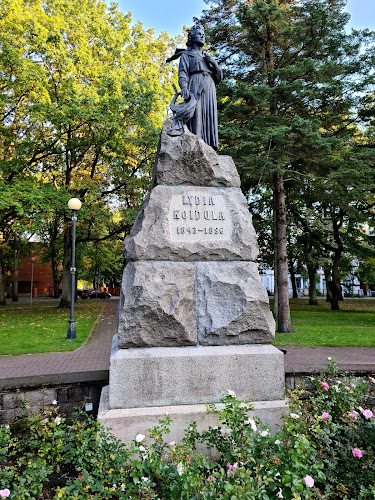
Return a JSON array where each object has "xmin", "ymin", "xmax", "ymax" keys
[{"xmin": 178, "ymin": 51, "xmax": 223, "ymax": 149}]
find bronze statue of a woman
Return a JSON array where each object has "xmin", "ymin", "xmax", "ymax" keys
[{"xmin": 167, "ymin": 21, "xmax": 223, "ymax": 149}]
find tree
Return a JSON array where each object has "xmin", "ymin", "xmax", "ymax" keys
[
  {"xmin": 0, "ymin": 0, "xmax": 177, "ymax": 307},
  {"xmin": 202, "ymin": 0, "xmax": 375, "ymax": 324}
]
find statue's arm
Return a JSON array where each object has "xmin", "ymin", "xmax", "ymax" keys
[
  {"xmin": 178, "ymin": 54, "xmax": 190, "ymax": 100},
  {"xmin": 204, "ymin": 54, "xmax": 223, "ymax": 85}
]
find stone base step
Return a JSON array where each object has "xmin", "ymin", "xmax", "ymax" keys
[
  {"xmin": 98, "ymin": 385, "xmax": 288, "ymax": 456},
  {"xmin": 109, "ymin": 340, "xmax": 285, "ymax": 409}
]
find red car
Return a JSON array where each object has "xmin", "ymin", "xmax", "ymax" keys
[{"xmin": 80, "ymin": 289, "xmax": 111, "ymax": 300}]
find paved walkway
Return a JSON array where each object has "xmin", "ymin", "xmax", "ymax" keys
[
  {"xmin": 281, "ymin": 345, "xmax": 375, "ymax": 374},
  {"xmin": 0, "ymin": 299, "xmax": 118, "ymax": 389},
  {"xmin": 1, "ymin": 299, "xmax": 374, "ymax": 389}
]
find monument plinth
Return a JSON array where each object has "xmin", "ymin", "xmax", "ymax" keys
[{"xmin": 98, "ymin": 121, "xmax": 286, "ymax": 446}]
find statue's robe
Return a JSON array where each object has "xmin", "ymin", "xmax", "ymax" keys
[{"xmin": 178, "ymin": 50, "xmax": 223, "ymax": 149}]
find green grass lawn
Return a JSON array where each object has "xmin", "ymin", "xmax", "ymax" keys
[
  {"xmin": 2, "ymin": 298, "xmax": 375, "ymax": 354},
  {"xmin": 0, "ymin": 302, "xmax": 103, "ymax": 355},
  {"xmin": 274, "ymin": 299, "xmax": 375, "ymax": 347}
]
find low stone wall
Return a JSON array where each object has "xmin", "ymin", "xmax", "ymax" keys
[
  {"xmin": 1, "ymin": 368, "xmax": 374, "ymax": 426},
  {"xmin": 0, "ymin": 381, "xmax": 105, "ymax": 425}
]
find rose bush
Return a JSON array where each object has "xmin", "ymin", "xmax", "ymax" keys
[{"xmin": 0, "ymin": 360, "xmax": 374, "ymax": 499}]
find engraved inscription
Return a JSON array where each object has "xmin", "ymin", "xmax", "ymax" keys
[{"xmin": 169, "ymin": 193, "xmax": 232, "ymax": 241}]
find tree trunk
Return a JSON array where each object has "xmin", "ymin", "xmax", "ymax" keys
[
  {"xmin": 273, "ymin": 253, "xmax": 278, "ymax": 319},
  {"xmin": 307, "ymin": 264, "xmax": 317, "ymax": 305},
  {"xmin": 272, "ymin": 193, "xmax": 278, "ymax": 320},
  {"xmin": 51, "ymin": 253, "xmax": 60, "ymax": 299},
  {"xmin": 329, "ymin": 216, "xmax": 344, "ymax": 311},
  {"xmin": 274, "ymin": 172, "xmax": 294, "ymax": 332},
  {"xmin": 330, "ymin": 250, "xmax": 342, "ymax": 310},
  {"xmin": 12, "ymin": 247, "xmax": 20, "ymax": 302},
  {"xmin": 324, "ymin": 267, "xmax": 332, "ymax": 302},
  {"xmin": 0, "ymin": 256, "xmax": 6, "ymax": 306},
  {"xmin": 59, "ymin": 224, "xmax": 72, "ymax": 308},
  {"xmin": 304, "ymin": 239, "xmax": 317, "ymax": 305},
  {"xmin": 49, "ymin": 219, "xmax": 62, "ymax": 299},
  {"xmin": 289, "ymin": 259, "xmax": 298, "ymax": 299}
]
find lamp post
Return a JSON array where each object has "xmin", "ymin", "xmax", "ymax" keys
[
  {"xmin": 30, "ymin": 257, "xmax": 35, "ymax": 306},
  {"xmin": 67, "ymin": 198, "xmax": 82, "ymax": 340}
]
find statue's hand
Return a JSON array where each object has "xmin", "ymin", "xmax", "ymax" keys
[
  {"xmin": 180, "ymin": 87, "xmax": 190, "ymax": 100},
  {"xmin": 204, "ymin": 54, "xmax": 216, "ymax": 67}
]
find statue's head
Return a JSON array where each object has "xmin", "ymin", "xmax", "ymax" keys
[{"xmin": 187, "ymin": 20, "xmax": 205, "ymax": 48}]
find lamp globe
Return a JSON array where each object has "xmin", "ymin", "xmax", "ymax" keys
[{"xmin": 68, "ymin": 198, "xmax": 82, "ymax": 210}]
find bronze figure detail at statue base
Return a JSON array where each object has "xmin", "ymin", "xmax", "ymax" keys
[{"xmin": 167, "ymin": 84, "xmax": 196, "ymax": 137}]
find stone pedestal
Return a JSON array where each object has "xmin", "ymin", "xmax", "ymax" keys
[
  {"xmin": 109, "ymin": 341, "xmax": 284, "ymax": 408},
  {"xmin": 98, "ymin": 120, "xmax": 286, "ymax": 446},
  {"xmin": 99, "ymin": 385, "xmax": 288, "ymax": 457}
]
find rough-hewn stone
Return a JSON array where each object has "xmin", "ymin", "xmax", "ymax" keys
[
  {"xmin": 117, "ymin": 261, "xmax": 197, "ymax": 348},
  {"xmin": 196, "ymin": 262, "xmax": 275, "ymax": 345},
  {"xmin": 152, "ymin": 120, "xmax": 241, "ymax": 188},
  {"xmin": 104, "ymin": 117, "xmax": 284, "ymax": 441},
  {"xmin": 124, "ymin": 185, "xmax": 259, "ymax": 262}
]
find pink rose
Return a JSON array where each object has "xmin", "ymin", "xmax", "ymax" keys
[
  {"xmin": 321, "ymin": 412, "xmax": 330, "ymax": 420},
  {"xmin": 321, "ymin": 382, "xmax": 329, "ymax": 391},
  {"xmin": 361, "ymin": 409, "xmax": 374, "ymax": 420},
  {"xmin": 0, "ymin": 490, "xmax": 10, "ymax": 498},
  {"xmin": 348, "ymin": 413, "xmax": 358, "ymax": 420},
  {"xmin": 352, "ymin": 448, "xmax": 363, "ymax": 458},
  {"xmin": 304, "ymin": 475, "xmax": 314, "ymax": 487},
  {"xmin": 290, "ymin": 413, "xmax": 300, "ymax": 419}
]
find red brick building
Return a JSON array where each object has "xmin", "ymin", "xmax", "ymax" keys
[{"xmin": 17, "ymin": 253, "xmax": 59, "ymax": 297}]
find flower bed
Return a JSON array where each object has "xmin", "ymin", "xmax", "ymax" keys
[{"xmin": 0, "ymin": 360, "xmax": 374, "ymax": 499}]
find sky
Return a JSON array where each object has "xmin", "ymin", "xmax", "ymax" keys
[{"xmin": 114, "ymin": 0, "xmax": 375, "ymax": 37}]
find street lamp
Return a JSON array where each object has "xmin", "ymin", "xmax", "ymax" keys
[
  {"xmin": 30, "ymin": 257, "xmax": 35, "ymax": 306},
  {"xmin": 67, "ymin": 197, "xmax": 82, "ymax": 340}
]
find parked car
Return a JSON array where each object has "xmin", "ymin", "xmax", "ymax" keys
[{"xmin": 80, "ymin": 289, "xmax": 111, "ymax": 300}]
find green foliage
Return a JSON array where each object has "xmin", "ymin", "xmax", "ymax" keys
[
  {"xmin": 201, "ymin": 0, "xmax": 375, "ymax": 308},
  {"xmin": 77, "ymin": 226, "xmax": 124, "ymax": 288},
  {"xmin": 0, "ymin": 0, "xmax": 178, "ymax": 304},
  {"xmin": 285, "ymin": 359, "xmax": 375, "ymax": 498},
  {"xmin": 1, "ymin": 362, "xmax": 374, "ymax": 498},
  {"xmin": 356, "ymin": 256, "xmax": 375, "ymax": 289}
]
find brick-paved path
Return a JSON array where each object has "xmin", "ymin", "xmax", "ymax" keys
[
  {"xmin": 1, "ymin": 298, "xmax": 374, "ymax": 389},
  {"xmin": 281, "ymin": 345, "xmax": 375, "ymax": 374},
  {"xmin": 0, "ymin": 299, "xmax": 118, "ymax": 389}
]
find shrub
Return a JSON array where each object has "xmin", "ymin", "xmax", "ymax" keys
[
  {"xmin": 284, "ymin": 360, "xmax": 375, "ymax": 498},
  {"xmin": 0, "ymin": 360, "xmax": 374, "ymax": 499}
]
